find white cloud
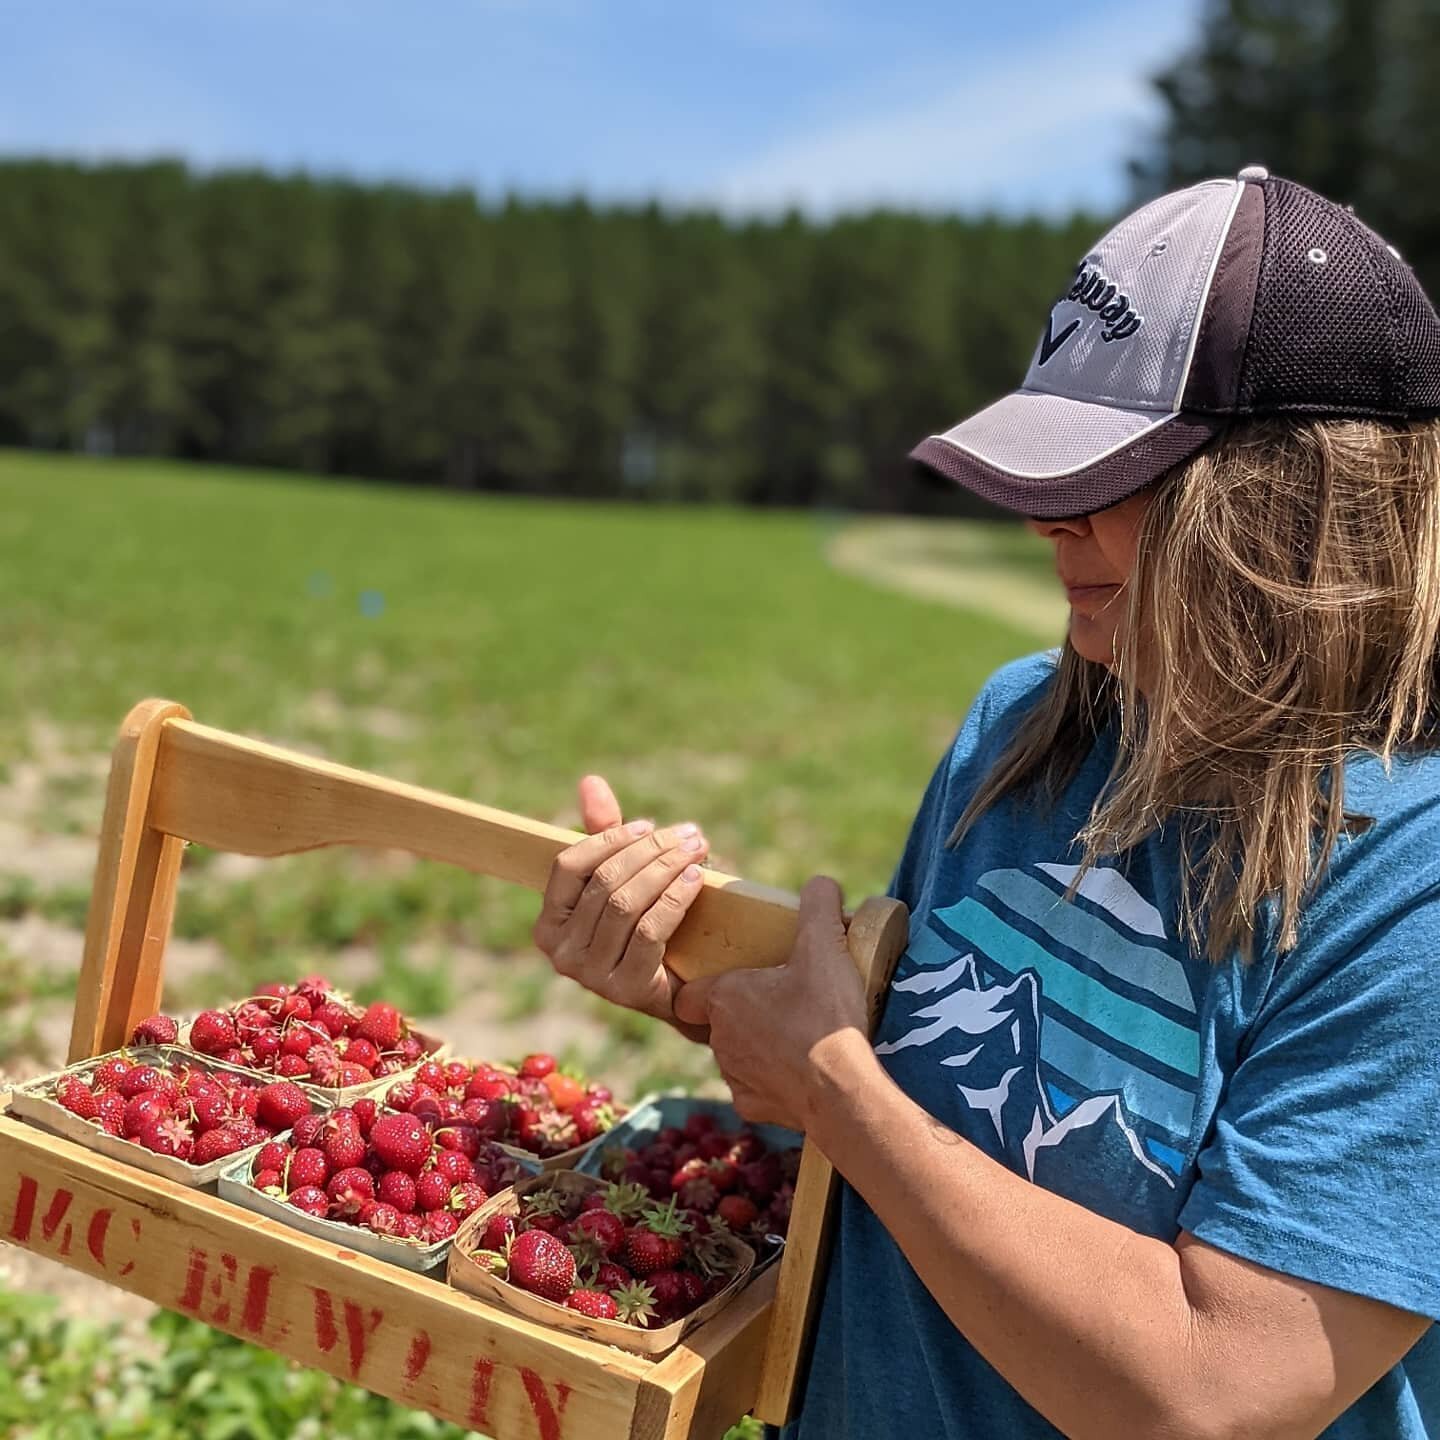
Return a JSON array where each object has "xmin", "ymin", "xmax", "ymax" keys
[{"xmin": 710, "ymin": 1, "xmax": 1201, "ymax": 217}]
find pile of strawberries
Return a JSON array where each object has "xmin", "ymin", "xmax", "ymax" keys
[
  {"xmin": 245, "ymin": 1100, "xmax": 528, "ymax": 1245},
  {"xmin": 131, "ymin": 973, "xmax": 438, "ymax": 1090},
  {"xmin": 473, "ymin": 1179, "xmax": 744, "ymax": 1327},
  {"xmin": 381, "ymin": 1051, "xmax": 620, "ymax": 1161},
  {"xmin": 595, "ymin": 1111, "xmax": 799, "ymax": 1240},
  {"xmin": 53, "ymin": 1052, "xmax": 315, "ymax": 1165}
]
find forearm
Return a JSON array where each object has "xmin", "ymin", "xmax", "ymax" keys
[{"xmin": 804, "ymin": 1033, "xmax": 1219, "ymax": 1440}]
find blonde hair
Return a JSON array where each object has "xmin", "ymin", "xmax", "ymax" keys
[{"xmin": 950, "ymin": 417, "xmax": 1440, "ymax": 963}]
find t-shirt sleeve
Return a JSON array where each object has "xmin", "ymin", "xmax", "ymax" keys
[{"xmin": 1179, "ymin": 883, "xmax": 1440, "ymax": 1319}]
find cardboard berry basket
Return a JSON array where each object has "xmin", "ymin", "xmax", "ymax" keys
[
  {"xmin": 175, "ymin": 1010, "xmax": 449, "ymax": 1106},
  {"xmin": 448, "ymin": 1171, "xmax": 755, "ymax": 1357},
  {"xmin": 7, "ymin": 1044, "xmax": 317, "ymax": 1188},
  {"xmin": 216, "ymin": 1144, "xmax": 542, "ymax": 1274},
  {"xmin": 0, "ymin": 700, "xmax": 907, "ymax": 1436}
]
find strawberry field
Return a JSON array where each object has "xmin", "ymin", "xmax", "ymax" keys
[{"xmin": 0, "ymin": 449, "xmax": 1050, "ymax": 1437}]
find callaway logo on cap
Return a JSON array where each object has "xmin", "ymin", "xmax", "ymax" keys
[{"xmin": 911, "ymin": 166, "xmax": 1440, "ymax": 519}]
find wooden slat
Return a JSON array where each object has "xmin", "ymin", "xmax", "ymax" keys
[
  {"xmin": 0, "ymin": 1107, "xmax": 678, "ymax": 1438},
  {"xmin": 149, "ymin": 716, "xmax": 801, "ymax": 982},
  {"xmin": 69, "ymin": 700, "xmax": 191, "ymax": 1061},
  {"xmin": 751, "ymin": 895, "xmax": 909, "ymax": 1426}
]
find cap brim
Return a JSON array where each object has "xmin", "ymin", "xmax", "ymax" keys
[{"xmin": 909, "ymin": 390, "xmax": 1223, "ymax": 519}]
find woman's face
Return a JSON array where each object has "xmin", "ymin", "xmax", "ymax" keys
[{"xmin": 1024, "ymin": 490, "xmax": 1153, "ymax": 669}]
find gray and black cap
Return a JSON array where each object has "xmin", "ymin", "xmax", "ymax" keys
[{"xmin": 911, "ymin": 166, "xmax": 1440, "ymax": 519}]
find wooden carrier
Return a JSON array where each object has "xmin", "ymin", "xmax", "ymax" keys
[{"xmin": 0, "ymin": 700, "xmax": 908, "ymax": 1440}]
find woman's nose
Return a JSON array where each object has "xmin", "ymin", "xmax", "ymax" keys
[{"xmin": 1024, "ymin": 514, "xmax": 1091, "ymax": 539}]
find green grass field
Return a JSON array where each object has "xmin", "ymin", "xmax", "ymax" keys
[{"xmin": 0, "ymin": 449, "xmax": 1055, "ymax": 1438}]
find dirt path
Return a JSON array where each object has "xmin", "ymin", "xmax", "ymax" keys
[{"xmin": 827, "ymin": 518, "xmax": 1067, "ymax": 640}]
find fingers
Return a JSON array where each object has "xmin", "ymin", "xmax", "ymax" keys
[
  {"xmin": 672, "ymin": 973, "xmax": 720, "ymax": 1028},
  {"xmin": 796, "ymin": 874, "xmax": 847, "ymax": 950},
  {"xmin": 579, "ymin": 774, "xmax": 623, "ymax": 836},
  {"xmin": 584, "ymin": 829, "xmax": 708, "ymax": 968},
  {"xmin": 540, "ymin": 818, "xmax": 657, "ymax": 919},
  {"xmin": 608, "ymin": 861, "xmax": 707, "ymax": 1004}
]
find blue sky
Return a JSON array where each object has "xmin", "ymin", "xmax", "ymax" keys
[{"xmin": 2, "ymin": 0, "xmax": 1203, "ymax": 217}]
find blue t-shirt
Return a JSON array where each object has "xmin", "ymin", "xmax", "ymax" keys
[{"xmin": 787, "ymin": 650, "xmax": 1440, "ymax": 1439}]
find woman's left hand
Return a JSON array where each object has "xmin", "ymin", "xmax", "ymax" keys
[{"xmin": 672, "ymin": 875, "xmax": 869, "ymax": 1132}]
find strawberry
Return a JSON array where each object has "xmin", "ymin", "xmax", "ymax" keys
[
  {"xmin": 186, "ymin": 1089, "xmax": 229, "ymax": 1132},
  {"xmin": 436, "ymin": 1124, "xmax": 482, "ymax": 1158},
  {"xmin": 481, "ymin": 1213, "xmax": 516, "ymax": 1252},
  {"xmin": 119, "ymin": 1065, "xmax": 164, "ymax": 1099},
  {"xmin": 342, "ymin": 1037, "xmax": 380, "ymax": 1071},
  {"xmin": 255, "ymin": 981, "xmax": 291, "ymax": 999},
  {"xmin": 91, "ymin": 1056, "xmax": 132, "ymax": 1091},
  {"xmin": 256, "ymin": 1081, "xmax": 309, "ymax": 1131},
  {"xmin": 250, "ymin": 1031, "xmax": 283, "ymax": 1064},
  {"xmin": 448, "ymin": 1181, "xmax": 489, "ymax": 1217},
  {"xmin": 336, "ymin": 1063, "xmax": 373, "ymax": 1088},
  {"xmin": 398, "ymin": 1036, "xmax": 425, "ymax": 1063},
  {"xmin": 255, "ymin": 1140, "xmax": 292, "ymax": 1173},
  {"xmin": 443, "ymin": 1061, "xmax": 470, "ymax": 1091},
  {"xmin": 371, "ymin": 1113, "xmax": 431, "ymax": 1175},
  {"xmin": 466, "ymin": 1073, "xmax": 514, "ymax": 1102},
  {"xmin": 355, "ymin": 1002, "xmax": 404, "ymax": 1050},
  {"xmin": 305, "ymin": 1043, "xmax": 343, "ymax": 1087},
  {"xmin": 385, "ymin": 1080, "xmax": 427, "ymax": 1112},
  {"xmin": 716, "ymin": 1194, "xmax": 759, "ymax": 1230},
  {"xmin": 288, "ymin": 1147, "xmax": 329, "ymax": 1190},
  {"xmin": 275, "ymin": 1054, "xmax": 310, "ymax": 1078},
  {"xmin": 351, "ymin": 1098, "xmax": 379, "ymax": 1136},
  {"xmin": 398, "ymin": 1213, "xmax": 426, "ymax": 1240},
  {"xmin": 327, "ymin": 1166, "xmax": 375, "ymax": 1218},
  {"xmin": 542, "ymin": 1072, "xmax": 585, "ymax": 1112},
  {"xmin": 373, "ymin": 1057, "xmax": 405, "ymax": 1078},
  {"xmin": 507, "ymin": 1229, "xmax": 576, "ymax": 1301},
  {"xmin": 678, "ymin": 1271, "xmax": 708, "ymax": 1310},
  {"xmin": 56, "ymin": 1076, "xmax": 100, "ymax": 1119},
  {"xmin": 366, "ymin": 1202, "xmax": 402, "ymax": 1236},
  {"xmin": 415, "ymin": 1169, "xmax": 451, "ymax": 1212},
  {"xmin": 312, "ymin": 1002, "xmax": 352, "ymax": 1038},
  {"xmin": 291, "ymin": 1111, "xmax": 326, "ymax": 1147},
  {"xmin": 570, "ymin": 1100, "xmax": 610, "ymax": 1143},
  {"xmin": 137, "ymin": 1113, "xmax": 194, "ymax": 1160},
  {"xmin": 190, "ymin": 1010, "xmax": 239, "ymax": 1056},
  {"xmin": 280, "ymin": 1027, "xmax": 315, "ymax": 1058},
  {"xmin": 624, "ymin": 1199, "xmax": 690, "ymax": 1276},
  {"xmin": 415, "ymin": 1061, "xmax": 446, "ymax": 1091},
  {"xmin": 698, "ymin": 1131, "xmax": 732, "ymax": 1161},
  {"xmin": 410, "ymin": 1094, "xmax": 444, "ymax": 1125},
  {"xmin": 131, "ymin": 1013, "xmax": 179, "ymax": 1046},
  {"xmin": 96, "ymin": 1090, "xmax": 127, "ymax": 1135},
  {"xmin": 433, "ymin": 1148, "xmax": 474, "ymax": 1186},
  {"xmin": 520, "ymin": 1052, "xmax": 556, "ymax": 1079},
  {"xmin": 295, "ymin": 974, "xmax": 332, "ymax": 1006},
  {"xmin": 219, "ymin": 1048, "xmax": 247, "ymax": 1066},
  {"xmin": 192, "ymin": 1126, "xmax": 250, "ymax": 1164},
  {"xmin": 278, "ymin": 994, "xmax": 313, "ymax": 1023},
  {"xmin": 123, "ymin": 1092, "xmax": 171, "ymax": 1137},
  {"xmin": 647, "ymin": 1269, "xmax": 688, "ymax": 1321},
  {"xmin": 565, "ymin": 1289, "xmax": 619, "ymax": 1319},
  {"xmin": 377, "ymin": 1171, "xmax": 418, "ymax": 1213},
  {"xmin": 611, "ymin": 1280, "xmax": 659, "ymax": 1328},
  {"xmin": 289, "ymin": 1186, "xmax": 330, "ymax": 1217},
  {"xmin": 423, "ymin": 1211, "xmax": 459, "ymax": 1243},
  {"xmin": 572, "ymin": 1209, "xmax": 626, "ymax": 1256},
  {"xmin": 595, "ymin": 1261, "xmax": 632, "ymax": 1292},
  {"xmin": 321, "ymin": 1120, "xmax": 366, "ymax": 1172},
  {"xmin": 707, "ymin": 1159, "xmax": 739, "ymax": 1194},
  {"xmin": 253, "ymin": 1167, "xmax": 283, "ymax": 1192}
]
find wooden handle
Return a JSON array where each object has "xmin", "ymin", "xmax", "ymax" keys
[{"xmin": 752, "ymin": 893, "xmax": 909, "ymax": 1425}]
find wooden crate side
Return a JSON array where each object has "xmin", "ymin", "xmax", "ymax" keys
[
  {"xmin": 149, "ymin": 717, "xmax": 802, "ymax": 981},
  {"xmin": 69, "ymin": 700, "xmax": 191, "ymax": 1062},
  {"xmin": 751, "ymin": 895, "xmax": 909, "ymax": 1426},
  {"xmin": 0, "ymin": 1110, "xmax": 662, "ymax": 1440}
]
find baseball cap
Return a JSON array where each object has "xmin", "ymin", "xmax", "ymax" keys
[{"xmin": 910, "ymin": 166, "xmax": 1440, "ymax": 520}]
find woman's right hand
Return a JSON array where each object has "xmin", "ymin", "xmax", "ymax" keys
[{"xmin": 531, "ymin": 774, "xmax": 711, "ymax": 1027}]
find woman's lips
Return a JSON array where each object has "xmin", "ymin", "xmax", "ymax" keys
[{"xmin": 1064, "ymin": 583, "xmax": 1121, "ymax": 605}]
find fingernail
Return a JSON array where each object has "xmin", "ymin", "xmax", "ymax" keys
[
  {"xmin": 682, "ymin": 835, "xmax": 704, "ymax": 853},
  {"xmin": 674, "ymin": 822, "xmax": 698, "ymax": 838},
  {"xmin": 628, "ymin": 819, "xmax": 655, "ymax": 835},
  {"xmin": 683, "ymin": 865, "xmax": 702, "ymax": 882}
]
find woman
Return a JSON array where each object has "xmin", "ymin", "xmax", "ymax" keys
[{"xmin": 532, "ymin": 169, "xmax": 1440, "ymax": 1438}]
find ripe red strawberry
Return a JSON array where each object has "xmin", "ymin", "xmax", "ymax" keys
[
  {"xmin": 193, "ymin": 1126, "xmax": 250, "ymax": 1164},
  {"xmin": 327, "ymin": 1166, "xmax": 375, "ymax": 1218},
  {"xmin": 291, "ymin": 1111, "xmax": 326, "ymax": 1147},
  {"xmin": 278, "ymin": 994, "xmax": 313, "ymax": 1023},
  {"xmin": 321, "ymin": 1120, "xmax": 366, "ymax": 1172},
  {"xmin": 186, "ymin": 1089, "xmax": 229, "ymax": 1132},
  {"xmin": 336, "ymin": 1063, "xmax": 373, "ymax": 1088},
  {"xmin": 253, "ymin": 1167, "xmax": 283, "ymax": 1192},
  {"xmin": 572, "ymin": 1209, "xmax": 626, "ymax": 1256},
  {"xmin": 398, "ymin": 1213, "xmax": 426, "ymax": 1240},
  {"xmin": 385, "ymin": 1080, "xmax": 426, "ymax": 1112},
  {"xmin": 481, "ymin": 1213, "xmax": 516, "ymax": 1252},
  {"xmin": 565, "ymin": 1289, "xmax": 619, "ymax": 1319},
  {"xmin": 415, "ymin": 1061, "xmax": 446, "ymax": 1091},
  {"xmin": 280, "ymin": 1027, "xmax": 315, "ymax": 1058},
  {"xmin": 678, "ymin": 1271, "xmax": 708, "ymax": 1310},
  {"xmin": 57, "ymin": 1076, "xmax": 100, "ymax": 1119},
  {"xmin": 251, "ymin": 1031, "xmax": 283, "ymax": 1065},
  {"xmin": 624, "ymin": 1199, "xmax": 690, "ymax": 1276},
  {"xmin": 96, "ymin": 1090, "xmax": 127, "ymax": 1135},
  {"xmin": 507, "ymin": 1229, "xmax": 576, "ymax": 1301},
  {"xmin": 355, "ymin": 1001, "xmax": 404, "ymax": 1049},
  {"xmin": 520, "ymin": 1052, "xmax": 556, "ymax": 1079},
  {"xmin": 706, "ymin": 1159, "xmax": 739, "ymax": 1194},
  {"xmin": 123, "ymin": 1092, "xmax": 171, "ymax": 1137},
  {"xmin": 399, "ymin": 1035, "xmax": 425, "ymax": 1063},
  {"xmin": 466, "ymin": 1073, "xmax": 514, "ymax": 1101},
  {"xmin": 570, "ymin": 1101, "xmax": 610, "ymax": 1143},
  {"xmin": 738, "ymin": 1156, "xmax": 782, "ymax": 1203},
  {"xmin": 342, "ymin": 1037, "xmax": 380, "ymax": 1071},
  {"xmin": 255, "ymin": 1140, "xmax": 292, "ymax": 1173},
  {"xmin": 595, "ymin": 1261, "xmax": 631, "ymax": 1293},
  {"xmin": 295, "ymin": 974, "xmax": 332, "ymax": 1006},
  {"xmin": 410, "ymin": 1094, "xmax": 444, "ymax": 1125},
  {"xmin": 312, "ymin": 1002, "xmax": 352, "ymax": 1038},
  {"xmin": 717, "ymin": 1194, "xmax": 759, "ymax": 1230},
  {"xmin": 436, "ymin": 1124, "xmax": 482, "ymax": 1158},
  {"xmin": 351, "ymin": 1098, "xmax": 379, "ymax": 1136},
  {"xmin": 229, "ymin": 1120, "xmax": 269, "ymax": 1147},
  {"xmin": 275, "ymin": 1054, "xmax": 310, "ymax": 1078},
  {"xmin": 443, "ymin": 1061, "xmax": 470, "ymax": 1091},
  {"xmin": 371, "ymin": 1113, "xmax": 431, "ymax": 1175},
  {"xmin": 423, "ymin": 1211, "xmax": 459, "ymax": 1243},
  {"xmin": 433, "ymin": 1148, "xmax": 474, "ymax": 1186},
  {"xmin": 288, "ymin": 1147, "xmax": 329, "ymax": 1190},
  {"xmin": 119, "ymin": 1065, "xmax": 163, "ymax": 1099},
  {"xmin": 229, "ymin": 1084, "xmax": 261, "ymax": 1119},
  {"xmin": 256, "ymin": 1081, "xmax": 309, "ymax": 1131},
  {"xmin": 415, "ymin": 1169, "xmax": 451, "ymax": 1212},
  {"xmin": 543, "ymin": 1072, "xmax": 585, "ymax": 1113},
  {"xmin": 90, "ymin": 1056, "xmax": 131, "ymax": 1091},
  {"xmin": 289, "ymin": 1186, "xmax": 330, "ymax": 1217},
  {"xmin": 366, "ymin": 1202, "xmax": 402, "ymax": 1236},
  {"xmin": 190, "ymin": 1010, "xmax": 239, "ymax": 1056},
  {"xmin": 131, "ymin": 1013, "xmax": 179, "ymax": 1046},
  {"xmin": 219, "ymin": 1048, "xmax": 247, "ymax": 1066},
  {"xmin": 647, "ymin": 1269, "xmax": 687, "ymax": 1321},
  {"xmin": 137, "ymin": 1113, "xmax": 195, "ymax": 1160},
  {"xmin": 256, "ymin": 982, "xmax": 291, "ymax": 999},
  {"xmin": 377, "ymin": 1171, "xmax": 418, "ymax": 1213},
  {"xmin": 448, "ymin": 1181, "xmax": 489, "ymax": 1217},
  {"xmin": 305, "ymin": 1043, "xmax": 343, "ymax": 1087}
]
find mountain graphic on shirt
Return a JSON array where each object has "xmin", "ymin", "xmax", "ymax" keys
[{"xmin": 877, "ymin": 862, "xmax": 1199, "ymax": 1187}]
